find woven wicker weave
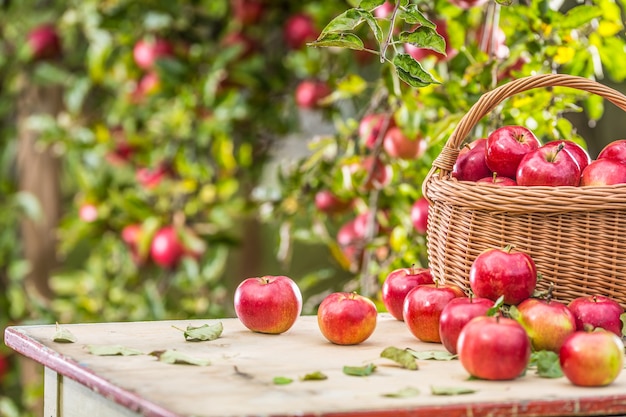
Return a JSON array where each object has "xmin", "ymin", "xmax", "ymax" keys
[{"xmin": 422, "ymin": 73, "xmax": 626, "ymax": 308}]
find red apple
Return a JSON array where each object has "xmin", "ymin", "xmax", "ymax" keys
[
  {"xmin": 403, "ymin": 283, "xmax": 465, "ymax": 343},
  {"xmin": 452, "ymin": 138, "xmax": 492, "ymax": 182},
  {"xmin": 457, "ymin": 316, "xmax": 531, "ymax": 380},
  {"xmin": 121, "ymin": 223, "xmax": 148, "ymax": 265},
  {"xmin": 382, "ymin": 127, "xmax": 425, "ymax": 159},
  {"xmin": 27, "ymin": 24, "xmax": 62, "ymax": 61},
  {"xmin": 580, "ymin": 158, "xmax": 626, "ymax": 186},
  {"xmin": 439, "ymin": 296, "xmax": 494, "ymax": 354},
  {"xmin": 449, "ymin": 0, "xmax": 489, "ymax": 9},
  {"xmin": 597, "ymin": 139, "xmax": 626, "ymax": 164},
  {"xmin": 136, "ymin": 164, "xmax": 169, "ymax": 189},
  {"xmin": 133, "ymin": 38, "xmax": 174, "ymax": 70},
  {"xmin": 314, "ymin": 190, "xmax": 352, "ymax": 215},
  {"xmin": 373, "ymin": 1, "xmax": 395, "ymax": 18},
  {"xmin": 359, "ymin": 113, "xmax": 395, "ymax": 149},
  {"xmin": 150, "ymin": 226, "xmax": 186, "ymax": 268},
  {"xmin": 559, "ymin": 329, "xmax": 624, "ymax": 387},
  {"xmin": 516, "ymin": 142, "xmax": 581, "ymax": 186},
  {"xmin": 79, "ymin": 203, "xmax": 98, "ymax": 223},
  {"xmin": 337, "ymin": 212, "xmax": 372, "ymax": 266},
  {"xmin": 283, "ymin": 13, "xmax": 319, "ymax": 49},
  {"xmin": 404, "ymin": 20, "xmax": 456, "ymax": 62},
  {"xmin": 469, "ymin": 245, "xmax": 537, "ymax": 306},
  {"xmin": 410, "ymin": 196, "xmax": 429, "ymax": 234},
  {"xmin": 381, "ymin": 267, "xmax": 434, "ymax": 321},
  {"xmin": 543, "ymin": 140, "xmax": 591, "ymax": 172},
  {"xmin": 485, "ymin": 125, "xmax": 541, "ymax": 179},
  {"xmin": 476, "ymin": 172, "xmax": 517, "ymax": 186},
  {"xmin": 234, "ymin": 276, "xmax": 303, "ymax": 334},
  {"xmin": 132, "ymin": 72, "xmax": 161, "ymax": 102},
  {"xmin": 515, "ymin": 297, "xmax": 576, "ymax": 352},
  {"xmin": 231, "ymin": 0, "xmax": 264, "ymax": 25},
  {"xmin": 317, "ymin": 292, "xmax": 377, "ymax": 345},
  {"xmin": 568, "ymin": 295, "xmax": 625, "ymax": 337},
  {"xmin": 295, "ymin": 80, "xmax": 331, "ymax": 109},
  {"xmin": 350, "ymin": 156, "xmax": 392, "ymax": 190}
]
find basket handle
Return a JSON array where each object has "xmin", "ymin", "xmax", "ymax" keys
[{"xmin": 424, "ymin": 73, "xmax": 626, "ymax": 181}]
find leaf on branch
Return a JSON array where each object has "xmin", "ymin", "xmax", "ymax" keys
[
  {"xmin": 556, "ymin": 5, "xmax": 602, "ymax": 30},
  {"xmin": 430, "ymin": 385, "xmax": 477, "ymax": 396},
  {"xmin": 528, "ymin": 350, "xmax": 563, "ymax": 378},
  {"xmin": 343, "ymin": 363, "xmax": 377, "ymax": 376},
  {"xmin": 53, "ymin": 323, "xmax": 77, "ymax": 343},
  {"xmin": 88, "ymin": 345, "xmax": 144, "ymax": 356},
  {"xmin": 393, "ymin": 54, "xmax": 440, "ymax": 88},
  {"xmin": 149, "ymin": 349, "xmax": 211, "ymax": 366},
  {"xmin": 382, "ymin": 386, "xmax": 421, "ymax": 398},
  {"xmin": 398, "ymin": 5, "xmax": 435, "ymax": 28},
  {"xmin": 406, "ymin": 349, "xmax": 457, "ymax": 361},
  {"xmin": 380, "ymin": 346, "xmax": 418, "ymax": 370},
  {"xmin": 358, "ymin": 0, "xmax": 385, "ymax": 10},
  {"xmin": 320, "ymin": 9, "xmax": 366, "ymax": 35},
  {"xmin": 399, "ymin": 27, "xmax": 445, "ymax": 55},
  {"xmin": 309, "ymin": 33, "xmax": 364, "ymax": 50},
  {"xmin": 173, "ymin": 322, "xmax": 223, "ymax": 342},
  {"xmin": 273, "ymin": 376, "xmax": 294, "ymax": 385},
  {"xmin": 300, "ymin": 371, "xmax": 328, "ymax": 381},
  {"xmin": 359, "ymin": 10, "xmax": 384, "ymax": 43}
]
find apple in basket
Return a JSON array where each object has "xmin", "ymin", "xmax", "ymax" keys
[
  {"xmin": 559, "ymin": 328, "xmax": 624, "ymax": 387},
  {"xmin": 452, "ymin": 138, "xmax": 492, "ymax": 181},
  {"xmin": 439, "ymin": 296, "xmax": 494, "ymax": 354},
  {"xmin": 317, "ymin": 292, "xmax": 377, "ymax": 345},
  {"xmin": 597, "ymin": 139, "xmax": 626, "ymax": 164},
  {"xmin": 469, "ymin": 245, "xmax": 537, "ymax": 306},
  {"xmin": 513, "ymin": 296, "xmax": 577, "ymax": 352},
  {"xmin": 476, "ymin": 172, "xmax": 517, "ymax": 186},
  {"xmin": 381, "ymin": 267, "xmax": 434, "ymax": 321},
  {"xmin": 516, "ymin": 142, "xmax": 582, "ymax": 186},
  {"xmin": 485, "ymin": 125, "xmax": 541, "ymax": 179},
  {"xmin": 457, "ymin": 316, "xmax": 531, "ymax": 380},
  {"xmin": 543, "ymin": 140, "xmax": 591, "ymax": 172},
  {"xmin": 568, "ymin": 295, "xmax": 625, "ymax": 337},
  {"xmin": 580, "ymin": 158, "xmax": 626, "ymax": 186}
]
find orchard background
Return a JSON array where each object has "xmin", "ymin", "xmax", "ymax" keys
[{"xmin": 1, "ymin": 0, "xmax": 626, "ymax": 414}]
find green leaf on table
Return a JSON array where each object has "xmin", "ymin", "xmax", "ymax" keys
[
  {"xmin": 380, "ymin": 346, "xmax": 418, "ymax": 370},
  {"xmin": 300, "ymin": 371, "xmax": 328, "ymax": 381},
  {"xmin": 149, "ymin": 349, "xmax": 210, "ymax": 366},
  {"xmin": 398, "ymin": 4, "xmax": 434, "ymax": 28},
  {"xmin": 528, "ymin": 350, "xmax": 563, "ymax": 378},
  {"xmin": 309, "ymin": 33, "xmax": 364, "ymax": 50},
  {"xmin": 382, "ymin": 386, "xmax": 421, "ymax": 398},
  {"xmin": 406, "ymin": 349, "xmax": 457, "ymax": 361},
  {"xmin": 358, "ymin": 0, "xmax": 385, "ymax": 10},
  {"xmin": 431, "ymin": 385, "xmax": 477, "ymax": 395},
  {"xmin": 88, "ymin": 345, "xmax": 144, "ymax": 356},
  {"xmin": 399, "ymin": 27, "xmax": 445, "ymax": 55},
  {"xmin": 343, "ymin": 363, "xmax": 377, "ymax": 376},
  {"xmin": 53, "ymin": 323, "xmax": 77, "ymax": 343},
  {"xmin": 393, "ymin": 54, "xmax": 439, "ymax": 88},
  {"xmin": 173, "ymin": 322, "xmax": 223, "ymax": 342},
  {"xmin": 273, "ymin": 376, "xmax": 294, "ymax": 385}
]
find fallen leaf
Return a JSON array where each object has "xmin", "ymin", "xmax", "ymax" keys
[
  {"xmin": 382, "ymin": 386, "xmax": 420, "ymax": 398},
  {"xmin": 273, "ymin": 376, "xmax": 294, "ymax": 385},
  {"xmin": 149, "ymin": 349, "xmax": 210, "ymax": 366},
  {"xmin": 173, "ymin": 322, "xmax": 223, "ymax": 342},
  {"xmin": 430, "ymin": 385, "xmax": 477, "ymax": 395},
  {"xmin": 380, "ymin": 346, "xmax": 418, "ymax": 370},
  {"xmin": 528, "ymin": 350, "xmax": 563, "ymax": 378},
  {"xmin": 406, "ymin": 349, "xmax": 457, "ymax": 361},
  {"xmin": 87, "ymin": 345, "xmax": 143, "ymax": 356},
  {"xmin": 343, "ymin": 363, "xmax": 376, "ymax": 376},
  {"xmin": 53, "ymin": 323, "xmax": 77, "ymax": 343},
  {"xmin": 300, "ymin": 371, "xmax": 328, "ymax": 381}
]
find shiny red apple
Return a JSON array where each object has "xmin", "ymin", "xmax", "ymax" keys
[
  {"xmin": 516, "ymin": 142, "xmax": 581, "ymax": 186},
  {"xmin": 382, "ymin": 127, "xmax": 425, "ymax": 159},
  {"xmin": 317, "ymin": 292, "xmax": 377, "ymax": 345},
  {"xmin": 515, "ymin": 297, "xmax": 577, "ymax": 352},
  {"xmin": 410, "ymin": 196, "xmax": 429, "ymax": 234},
  {"xmin": 476, "ymin": 172, "xmax": 517, "ymax": 186},
  {"xmin": 543, "ymin": 140, "xmax": 591, "ymax": 172},
  {"xmin": 452, "ymin": 138, "xmax": 492, "ymax": 182},
  {"xmin": 597, "ymin": 139, "xmax": 626, "ymax": 164},
  {"xmin": 381, "ymin": 267, "xmax": 434, "ymax": 321},
  {"xmin": 234, "ymin": 276, "xmax": 303, "ymax": 334},
  {"xmin": 568, "ymin": 295, "xmax": 624, "ymax": 337},
  {"xmin": 439, "ymin": 296, "xmax": 494, "ymax": 354},
  {"xmin": 314, "ymin": 190, "xmax": 352, "ymax": 215},
  {"xmin": 485, "ymin": 125, "xmax": 541, "ymax": 179},
  {"xmin": 27, "ymin": 24, "xmax": 62, "ymax": 61},
  {"xmin": 580, "ymin": 158, "xmax": 626, "ymax": 186},
  {"xmin": 150, "ymin": 226, "xmax": 185, "ymax": 268}
]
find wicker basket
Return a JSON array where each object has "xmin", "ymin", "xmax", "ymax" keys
[{"xmin": 422, "ymin": 73, "xmax": 626, "ymax": 308}]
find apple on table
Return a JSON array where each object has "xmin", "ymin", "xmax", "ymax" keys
[
  {"xmin": 568, "ymin": 295, "xmax": 625, "ymax": 337},
  {"xmin": 317, "ymin": 292, "xmax": 377, "ymax": 345},
  {"xmin": 439, "ymin": 296, "xmax": 494, "ymax": 354},
  {"xmin": 513, "ymin": 297, "xmax": 576, "ymax": 352},
  {"xmin": 381, "ymin": 266, "xmax": 433, "ymax": 321}
]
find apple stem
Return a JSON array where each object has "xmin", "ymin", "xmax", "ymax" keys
[
  {"xmin": 549, "ymin": 142, "xmax": 565, "ymax": 163},
  {"xmin": 582, "ymin": 323, "xmax": 595, "ymax": 332},
  {"xmin": 545, "ymin": 282, "xmax": 555, "ymax": 303},
  {"xmin": 503, "ymin": 244, "xmax": 514, "ymax": 253},
  {"xmin": 491, "ymin": 172, "xmax": 498, "ymax": 183}
]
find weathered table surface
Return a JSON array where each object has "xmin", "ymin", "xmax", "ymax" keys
[{"xmin": 4, "ymin": 314, "xmax": 626, "ymax": 417}]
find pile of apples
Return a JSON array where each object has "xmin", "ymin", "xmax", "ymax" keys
[
  {"xmin": 233, "ymin": 250, "xmax": 625, "ymax": 387},
  {"xmin": 452, "ymin": 124, "xmax": 626, "ymax": 186}
]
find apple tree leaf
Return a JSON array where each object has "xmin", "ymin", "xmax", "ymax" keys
[
  {"xmin": 380, "ymin": 346, "xmax": 418, "ymax": 370},
  {"xmin": 393, "ymin": 54, "xmax": 440, "ymax": 88},
  {"xmin": 359, "ymin": 9, "xmax": 384, "ymax": 44},
  {"xmin": 382, "ymin": 386, "xmax": 421, "ymax": 398},
  {"xmin": 486, "ymin": 295, "xmax": 505, "ymax": 317},
  {"xmin": 555, "ymin": 5, "xmax": 602, "ymax": 30},
  {"xmin": 430, "ymin": 385, "xmax": 477, "ymax": 395},
  {"xmin": 406, "ymin": 349, "xmax": 457, "ymax": 361},
  {"xmin": 310, "ymin": 33, "xmax": 365, "ymax": 50},
  {"xmin": 173, "ymin": 322, "xmax": 223, "ymax": 342},
  {"xmin": 398, "ymin": 4, "xmax": 435, "ymax": 28},
  {"xmin": 53, "ymin": 323, "xmax": 77, "ymax": 343},
  {"xmin": 273, "ymin": 376, "xmax": 294, "ymax": 385},
  {"xmin": 88, "ymin": 345, "xmax": 144, "ymax": 356},
  {"xmin": 358, "ymin": 0, "xmax": 385, "ymax": 10},
  {"xmin": 149, "ymin": 349, "xmax": 210, "ymax": 366},
  {"xmin": 528, "ymin": 350, "xmax": 563, "ymax": 378},
  {"xmin": 320, "ymin": 9, "xmax": 366, "ymax": 35},
  {"xmin": 398, "ymin": 27, "xmax": 445, "ymax": 55},
  {"xmin": 343, "ymin": 363, "xmax": 377, "ymax": 376},
  {"xmin": 300, "ymin": 371, "xmax": 328, "ymax": 381}
]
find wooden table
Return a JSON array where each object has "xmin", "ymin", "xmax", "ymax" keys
[{"xmin": 4, "ymin": 314, "xmax": 626, "ymax": 417}]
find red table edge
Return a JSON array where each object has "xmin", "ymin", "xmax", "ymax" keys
[{"xmin": 5, "ymin": 325, "xmax": 626, "ymax": 417}]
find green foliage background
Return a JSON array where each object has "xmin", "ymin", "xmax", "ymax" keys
[{"xmin": 2, "ymin": 0, "xmax": 626, "ymax": 414}]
